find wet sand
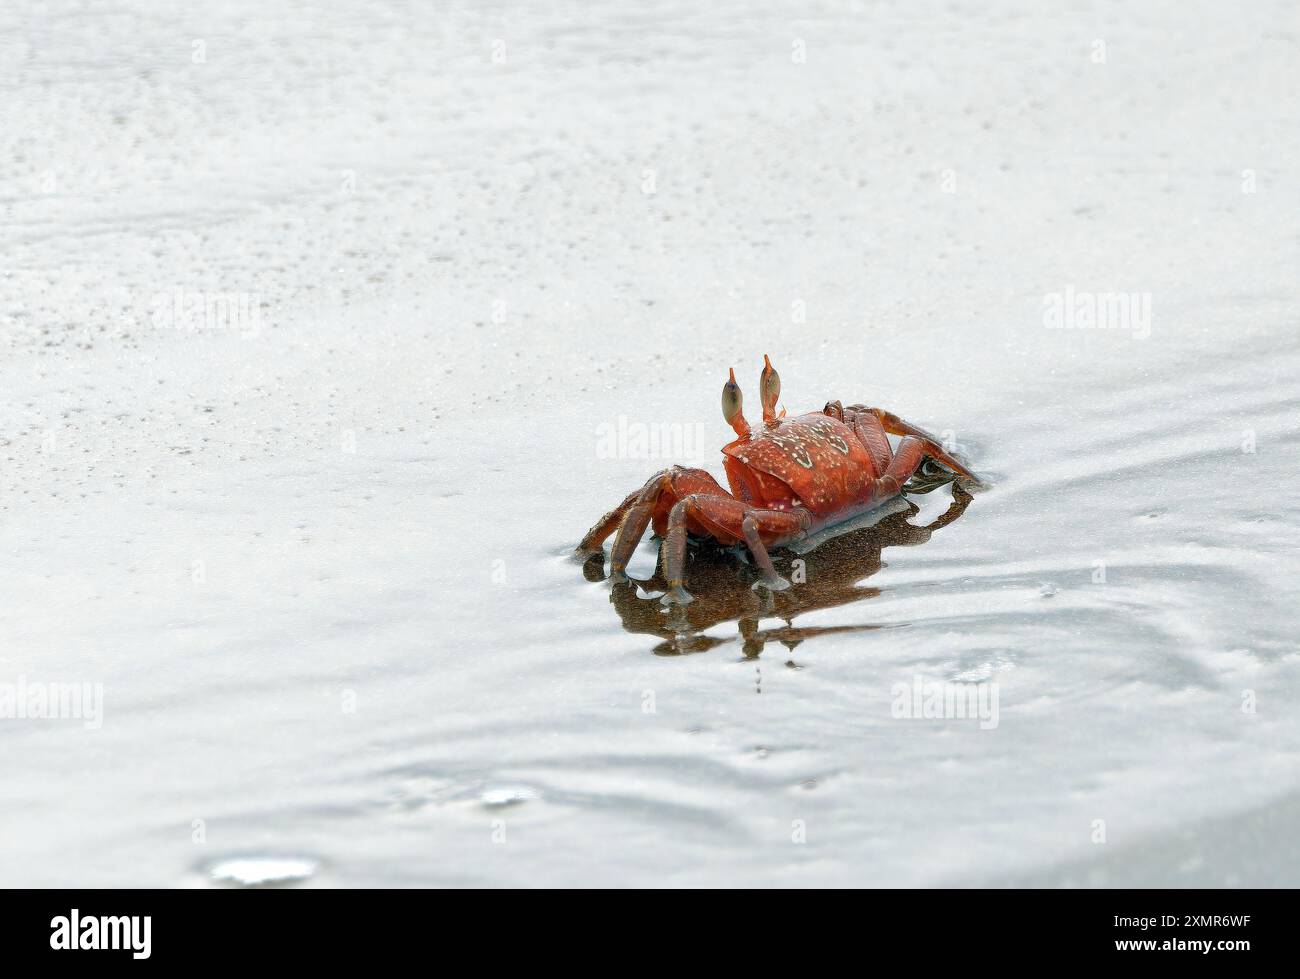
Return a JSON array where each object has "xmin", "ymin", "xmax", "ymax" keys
[{"xmin": 3, "ymin": 0, "xmax": 1299, "ymax": 886}]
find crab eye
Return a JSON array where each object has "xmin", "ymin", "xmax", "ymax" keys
[
  {"xmin": 760, "ymin": 355, "xmax": 781, "ymax": 414},
  {"xmin": 722, "ymin": 369, "xmax": 743, "ymax": 424}
]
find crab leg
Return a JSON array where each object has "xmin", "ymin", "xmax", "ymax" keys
[
  {"xmin": 850, "ymin": 405, "xmax": 978, "ymax": 481},
  {"xmin": 660, "ymin": 494, "xmax": 809, "ymax": 605},
  {"xmin": 600, "ymin": 467, "xmax": 729, "ymax": 578},
  {"xmin": 839, "ymin": 404, "xmax": 894, "ymax": 475},
  {"xmin": 577, "ymin": 490, "xmax": 640, "ymax": 555},
  {"xmin": 873, "ymin": 435, "xmax": 933, "ymax": 497}
]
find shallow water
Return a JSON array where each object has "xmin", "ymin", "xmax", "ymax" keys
[{"xmin": 3, "ymin": 0, "xmax": 1299, "ymax": 886}]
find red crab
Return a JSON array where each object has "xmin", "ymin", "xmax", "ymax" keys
[{"xmin": 578, "ymin": 356, "xmax": 981, "ymax": 605}]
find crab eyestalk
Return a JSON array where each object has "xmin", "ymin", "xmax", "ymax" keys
[
  {"xmin": 759, "ymin": 354, "xmax": 781, "ymax": 425},
  {"xmin": 722, "ymin": 368, "xmax": 750, "ymax": 440}
]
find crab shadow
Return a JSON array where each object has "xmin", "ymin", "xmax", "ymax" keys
[{"xmin": 581, "ymin": 483, "xmax": 974, "ymax": 658}]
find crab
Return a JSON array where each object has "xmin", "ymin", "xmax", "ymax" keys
[{"xmin": 577, "ymin": 356, "xmax": 981, "ymax": 605}]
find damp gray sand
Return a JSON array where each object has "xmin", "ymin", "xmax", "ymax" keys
[{"xmin": 3, "ymin": 0, "xmax": 1299, "ymax": 886}]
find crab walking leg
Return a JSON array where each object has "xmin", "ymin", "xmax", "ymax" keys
[
  {"xmin": 605, "ymin": 467, "xmax": 729, "ymax": 578},
  {"xmin": 577, "ymin": 490, "xmax": 640, "ymax": 554},
  {"xmin": 741, "ymin": 515, "xmax": 793, "ymax": 592},
  {"xmin": 659, "ymin": 494, "xmax": 809, "ymax": 605},
  {"xmin": 873, "ymin": 435, "xmax": 930, "ymax": 498},
  {"xmin": 863, "ymin": 406, "xmax": 978, "ymax": 481},
  {"xmin": 843, "ymin": 406, "xmax": 894, "ymax": 475}
]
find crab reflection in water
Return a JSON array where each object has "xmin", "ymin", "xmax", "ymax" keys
[{"xmin": 583, "ymin": 480, "xmax": 973, "ymax": 658}]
